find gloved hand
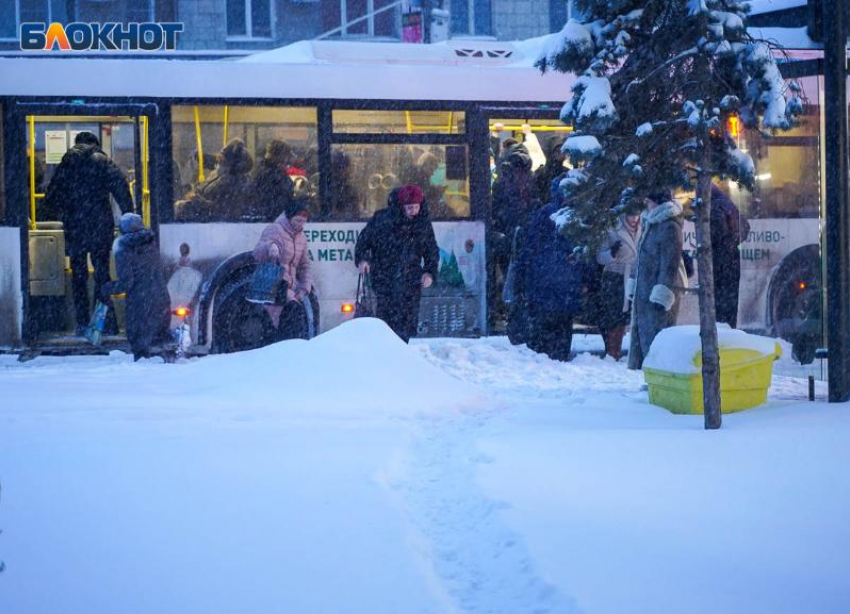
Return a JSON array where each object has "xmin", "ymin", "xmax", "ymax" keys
[{"xmin": 610, "ymin": 240, "xmax": 622, "ymax": 258}]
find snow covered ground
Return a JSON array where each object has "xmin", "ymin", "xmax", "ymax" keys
[{"xmin": 0, "ymin": 320, "xmax": 847, "ymax": 614}]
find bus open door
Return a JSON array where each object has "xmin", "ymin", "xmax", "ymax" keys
[{"xmin": 23, "ymin": 106, "xmax": 153, "ymax": 350}]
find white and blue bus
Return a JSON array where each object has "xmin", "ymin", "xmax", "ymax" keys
[{"xmin": 0, "ymin": 38, "xmax": 825, "ymax": 354}]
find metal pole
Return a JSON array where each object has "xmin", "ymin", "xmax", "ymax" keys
[
  {"xmin": 423, "ymin": 0, "xmax": 433, "ymax": 43},
  {"xmin": 823, "ymin": 0, "xmax": 850, "ymax": 402}
]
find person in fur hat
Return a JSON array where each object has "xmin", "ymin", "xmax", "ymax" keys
[{"xmin": 627, "ymin": 189, "xmax": 687, "ymax": 369}]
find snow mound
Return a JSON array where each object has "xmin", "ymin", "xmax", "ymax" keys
[
  {"xmin": 644, "ymin": 324, "xmax": 780, "ymax": 375},
  {"xmin": 0, "ymin": 319, "xmax": 485, "ymax": 422},
  {"xmin": 180, "ymin": 318, "xmax": 485, "ymax": 418}
]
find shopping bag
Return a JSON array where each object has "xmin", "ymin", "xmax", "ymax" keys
[
  {"xmin": 246, "ymin": 261, "xmax": 284, "ymax": 305},
  {"xmin": 354, "ymin": 273, "xmax": 375, "ymax": 318},
  {"xmin": 85, "ymin": 301, "xmax": 109, "ymax": 346}
]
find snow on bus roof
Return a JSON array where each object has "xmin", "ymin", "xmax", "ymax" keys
[
  {"xmin": 238, "ymin": 38, "xmax": 543, "ymax": 67},
  {"xmin": 0, "ymin": 56, "xmax": 570, "ymax": 102}
]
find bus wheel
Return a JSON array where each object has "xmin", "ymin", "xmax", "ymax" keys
[
  {"xmin": 768, "ymin": 245, "xmax": 821, "ymax": 342},
  {"xmin": 212, "ymin": 275, "xmax": 276, "ymax": 353}
]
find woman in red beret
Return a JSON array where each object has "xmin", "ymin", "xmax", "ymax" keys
[{"xmin": 354, "ymin": 184, "xmax": 439, "ymax": 342}]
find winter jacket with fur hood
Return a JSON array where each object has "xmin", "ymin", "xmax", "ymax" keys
[{"xmin": 627, "ymin": 200, "xmax": 685, "ymax": 369}]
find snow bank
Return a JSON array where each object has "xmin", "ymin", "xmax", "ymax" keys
[
  {"xmin": 644, "ymin": 324, "xmax": 780, "ymax": 374},
  {"xmin": 0, "ymin": 319, "xmax": 485, "ymax": 421},
  {"xmin": 183, "ymin": 318, "xmax": 485, "ymax": 417}
]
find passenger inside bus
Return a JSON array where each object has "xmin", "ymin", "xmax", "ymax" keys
[
  {"xmin": 177, "ymin": 138, "xmax": 254, "ymax": 222},
  {"xmin": 251, "ymin": 139, "xmax": 295, "ymax": 222},
  {"xmin": 326, "ymin": 150, "xmax": 361, "ymax": 219}
]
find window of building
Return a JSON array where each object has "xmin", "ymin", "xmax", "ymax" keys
[
  {"xmin": 450, "ymin": 0, "xmax": 491, "ymax": 36},
  {"xmin": 329, "ymin": 144, "xmax": 470, "ymax": 220},
  {"xmin": 227, "ymin": 0, "xmax": 273, "ymax": 39},
  {"xmin": 74, "ymin": 0, "xmax": 155, "ymax": 22},
  {"xmin": 171, "ymin": 105, "xmax": 319, "ymax": 222},
  {"xmin": 1, "ymin": 0, "xmax": 55, "ymax": 40},
  {"xmin": 320, "ymin": 0, "xmax": 396, "ymax": 39},
  {"xmin": 333, "ymin": 110, "xmax": 465, "ymax": 134}
]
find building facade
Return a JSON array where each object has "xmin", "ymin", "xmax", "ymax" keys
[{"xmin": 0, "ymin": 0, "xmax": 571, "ymax": 52}]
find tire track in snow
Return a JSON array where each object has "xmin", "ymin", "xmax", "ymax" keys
[{"xmin": 392, "ymin": 412, "xmax": 582, "ymax": 614}]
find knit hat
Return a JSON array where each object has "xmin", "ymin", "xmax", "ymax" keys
[
  {"xmin": 398, "ymin": 184, "xmax": 424, "ymax": 206},
  {"xmin": 118, "ymin": 212, "xmax": 145, "ymax": 234},
  {"xmin": 285, "ymin": 196, "xmax": 312, "ymax": 219}
]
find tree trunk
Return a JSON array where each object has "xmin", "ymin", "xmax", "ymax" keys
[{"xmin": 695, "ymin": 158, "xmax": 722, "ymax": 429}]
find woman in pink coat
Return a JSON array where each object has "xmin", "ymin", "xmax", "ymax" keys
[{"xmin": 252, "ymin": 197, "xmax": 314, "ymax": 338}]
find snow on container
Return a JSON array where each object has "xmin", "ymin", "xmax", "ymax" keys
[{"xmin": 642, "ymin": 325, "xmax": 781, "ymax": 414}]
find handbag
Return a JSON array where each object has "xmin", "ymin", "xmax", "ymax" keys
[
  {"xmin": 85, "ymin": 301, "xmax": 109, "ymax": 346},
  {"xmin": 246, "ymin": 261, "xmax": 286, "ymax": 305},
  {"xmin": 354, "ymin": 273, "xmax": 375, "ymax": 318}
]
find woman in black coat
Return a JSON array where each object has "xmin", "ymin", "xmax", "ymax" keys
[
  {"xmin": 102, "ymin": 214, "xmax": 172, "ymax": 360},
  {"xmin": 354, "ymin": 184, "xmax": 439, "ymax": 342}
]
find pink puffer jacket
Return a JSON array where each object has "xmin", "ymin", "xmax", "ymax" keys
[{"xmin": 253, "ymin": 215, "xmax": 313, "ymax": 324}]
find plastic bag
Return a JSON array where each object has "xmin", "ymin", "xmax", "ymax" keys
[
  {"xmin": 85, "ymin": 301, "xmax": 109, "ymax": 346},
  {"xmin": 247, "ymin": 261, "xmax": 285, "ymax": 305}
]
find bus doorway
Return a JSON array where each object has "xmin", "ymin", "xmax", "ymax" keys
[
  {"xmin": 484, "ymin": 112, "xmax": 571, "ymax": 332},
  {"xmin": 22, "ymin": 106, "xmax": 153, "ymax": 347}
]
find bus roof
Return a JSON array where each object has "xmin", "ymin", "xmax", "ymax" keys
[
  {"xmin": 0, "ymin": 30, "xmax": 818, "ymax": 102},
  {"xmin": 0, "ymin": 37, "xmax": 571, "ymax": 103}
]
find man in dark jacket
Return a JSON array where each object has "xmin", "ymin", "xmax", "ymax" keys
[
  {"xmin": 354, "ymin": 184, "xmax": 439, "ymax": 343},
  {"xmin": 491, "ymin": 143, "xmax": 538, "ymax": 238},
  {"xmin": 516, "ymin": 199, "xmax": 585, "ymax": 361},
  {"xmin": 101, "ymin": 214, "xmax": 172, "ymax": 361},
  {"xmin": 44, "ymin": 131, "xmax": 133, "ymax": 335},
  {"xmin": 533, "ymin": 135, "xmax": 567, "ymax": 204},
  {"xmin": 251, "ymin": 139, "xmax": 296, "ymax": 222},
  {"xmin": 710, "ymin": 184, "xmax": 750, "ymax": 328}
]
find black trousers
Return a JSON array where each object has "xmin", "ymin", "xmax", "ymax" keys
[
  {"xmin": 526, "ymin": 310, "xmax": 574, "ymax": 362},
  {"xmin": 68, "ymin": 241, "xmax": 113, "ymax": 331},
  {"xmin": 277, "ymin": 300, "xmax": 309, "ymax": 341},
  {"xmin": 376, "ymin": 292, "xmax": 421, "ymax": 343}
]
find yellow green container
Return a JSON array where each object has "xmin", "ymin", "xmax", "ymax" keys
[{"xmin": 643, "ymin": 343, "xmax": 782, "ymax": 415}]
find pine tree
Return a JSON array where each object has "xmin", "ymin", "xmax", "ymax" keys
[{"xmin": 537, "ymin": 0, "xmax": 802, "ymax": 429}]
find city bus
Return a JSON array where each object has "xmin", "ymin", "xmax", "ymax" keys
[{"xmin": 0, "ymin": 37, "xmax": 825, "ymax": 355}]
